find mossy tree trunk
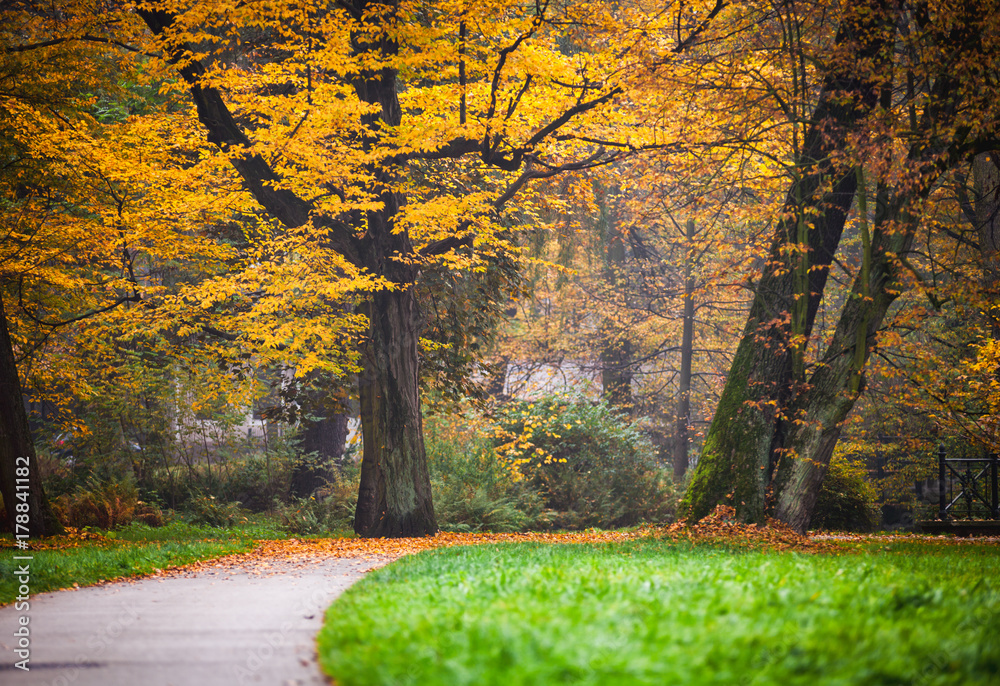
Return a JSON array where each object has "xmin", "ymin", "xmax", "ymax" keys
[
  {"xmin": 774, "ymin": 189, "xmax": 915, "ymax": 532},
  {"xmin": 775, "ymin": 59, "xmax": 975, "ymax": 531},
  {"xmin": 680, "ymin": 4, "xmax": 889, "ymax": 523}
]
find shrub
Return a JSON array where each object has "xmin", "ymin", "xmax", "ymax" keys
[
  {"xmin": 811, "ymin": 455, "xmax": 880, "ymax": 532},
  {"xmin": 494, "ymin": 395, "xmax": 675, "ymax": 529},
  {"xmin": 136, "ymin": 441, "xmax": 296, "ymax": 515},
  {"xmin": 54, "ymin": 476, "xmax": 164, "ymax": 529},
  {"xmin": 222, "ymin": 453, "xmax": 292, "ymax": 512},
  {"xmin": 275, "ymin": 464, "xmax": 359, "ymax": 535},
  {"xmin": 425, "ymin": 411, "xmax": 545, "ymax": 532},
  {"xmin": 181, "ymin": 493, "xmax": 249, "ymax": 527}
]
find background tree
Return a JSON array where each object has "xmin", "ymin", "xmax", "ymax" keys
[
  {"xmin": 678, "ymin": 0, "xmax": 1000, "ymax": 530},
  {"xmin": 0, "ymin": 1, "xmax": 230, "ymax": 534}
]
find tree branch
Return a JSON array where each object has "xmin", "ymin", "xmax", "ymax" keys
[
  {"xmin": 17, "ymin": 283, "xmax": 140, "ymax": 329},
  {"xmin": 525, "ymin": 86, "xmax": 624, "ymax": 150},
  {"xmin": 138, "ymin": 8, "xmax": 361, "ymax": 266}
]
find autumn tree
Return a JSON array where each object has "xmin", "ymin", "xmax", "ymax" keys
[
  {"xmin": 137, "ymin": 0, "xmax": 646, "ymax": 536},
  {"xmin": 490, "ymin": 157, "xmax": 760, "ymax": 487},
  {"xmin": 0, "ymin": 1, "xmax": 145, "ymax": 536},
  {"xmin": 0, "ymin": 1, "xmax": 229, "ymax": 534},
  {"xmin": 675, "ymin": 0, "xmax": 1000, "ymax": 530}
]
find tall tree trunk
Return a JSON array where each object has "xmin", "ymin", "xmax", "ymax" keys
[
  {"xmin": 680, "ymin": 4, "xmax": 888, "ymax": 523},
  {"xmin": 973, "ymin": 153, "xmax": 1000, "ymax": 336},
  {"xmin": 353, "ymin": 286, "xmax": 437, "ymax": 536},
  {"xmin": 775, "ymin": 194, "xmax": 917, "ymax": 532},
  {"xmin": 0, "ymin": 296, "xmax": 61, "ymax": 536},
  {"xmin": 348, "ymin": 1, "xmax": 436, "ymax": 536},
  {"xmin": 673, "ymin": 219, "xmax": 696, "ymax": 480}
]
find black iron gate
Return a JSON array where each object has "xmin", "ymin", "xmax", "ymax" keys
[{"xmin": 938, "ymin": 445, "xmax": 1000, "ymax": 520}]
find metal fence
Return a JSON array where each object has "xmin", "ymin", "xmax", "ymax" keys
[{"xmin": 937, "ymin": 445, "xmax": 1000, "ymax": 520}]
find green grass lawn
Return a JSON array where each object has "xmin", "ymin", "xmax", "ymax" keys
[
  {"xmin": 0, "ymin": 520, "xmax": 283, "ymax": 604},
  {"xmin": 317, "ymin": 539, "xmax": 1000, "ymax": 685}
]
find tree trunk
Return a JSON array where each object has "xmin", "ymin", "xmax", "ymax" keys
[
  {"xmin": 973, "ymin": 153, "xmax": 1000, "ymax": 336},
  {"xmin": 354, "ymin": 360, "xmax": 380, "ymax": 533},
  {"xmin": 0, "ymin": 296, "xmax": 61, "ymax": 536},
  {"xmin": 347, "ymin": 1, "xmax": 436, "ymax": 536},
  {"xmin": 600, "ymin": 336, "xmax": 633, "ymax": 411},
  {"xmin": 680, "ymin": 5, "xmax": 888, "ymax": 524},
  {"xmin": 775, "ymin": 198, "xmax": 918, "ymax": 532},
  {"xmin": 353, "ymin": 286, "xmax": 437, "ymax": 536},
  {"xmin": 773, "ymin": 28, "xmax": 988, "ymax": 530},
  {"xmin": 291, "ymin": 411, "xmax": 350, "ymax": 498},
  {"xmin": 681, "ymin": 158, "xmax": 860, "ymax": 524},
  {"xmin": 673, "ymin": 219, "xmax": 696, "ymax": 481}
]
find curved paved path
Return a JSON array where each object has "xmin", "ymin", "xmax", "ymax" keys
[{"xmin": 0, "ymin": 555, "xmax": 381, "ymax": 686}]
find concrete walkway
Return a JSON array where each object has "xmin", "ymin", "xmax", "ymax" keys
[{"xmin": 0, "ymin": 555, "xmax": 381, "ymax": 686}]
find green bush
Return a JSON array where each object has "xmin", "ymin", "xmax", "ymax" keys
[
  {"xmin": 425, "ymin": 411, "xmax": 545, "ymax": 532},
  {"xmin": 811, "ymin": 455, "xmax": 880, "ymax": 532},
  {"xmin": 180, "ymin": 493, "xmax": 249, "ymax": 527},
  {"xmin": 135, "ymin": 441, "xmax": 295, "ymax": 515},
  {"xmin": 220, "ymin": 454, "xmax": 291, "ymax": 512},
  {"xmin": 494, "ymin": 395, "xmax": 675, "ymax": 529},
  {"xmin": 275, "ymin": 464, "xmax": 359, "ymax": 535},
  {"xmin": 54, "ymin": 476, "xmax": 164, "ymax": 529}
]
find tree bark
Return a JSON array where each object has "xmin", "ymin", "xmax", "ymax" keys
[
  {"xmin": 353, "ymin": 286, "xmax": 437, "ymax": 536},
  {"xmin": 291, "ymin": 411, "xmax": 350, "ymax": 498},
  {"xmin": 973, "ymin": 154, "xmax": 1000, "ymax": 336},
  {"xmin": 354, "ymin": 358, "xmax": 380, "ymax": 533},
  {"xmin": 680, "ymin": 4, "xmax": 888, "ymax": 524},
  {"xmin": 774, "ymin": 195, "xmax": 917, "ymax": 532},
  {"xmin": 0, "ymin": 295, "xmax": 61, "ymax": 536},
  {"xmin": 673, "ymin": 219, "xmax": 696, "ymax": 481},
  {"xmin": 600, "ymin": 334, "xmax": 634, "ymax": 411}
]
